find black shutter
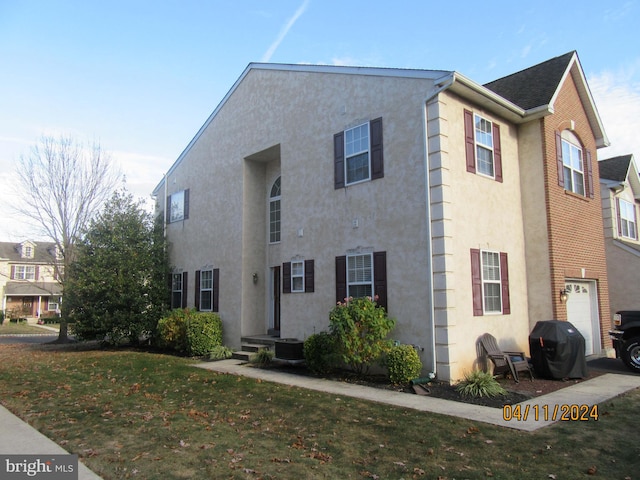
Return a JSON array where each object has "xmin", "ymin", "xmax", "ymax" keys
[
  {"xmin": 181, "ymin": 272, "xmax": 188, "ymax": 309},
  {"xmin": 183, "ymin": 189, "xmax": 190, "ymax": 219},
  {"xmin": 470, "ymin": 249, "xmax": 483, "ymax": 316},
  {"xmin": 464, "ymin": 109, "xmax": 476, "ymax": 174},
  {"xmin": 493, "ymin": 123, "xmax": 502, "ymax": 183},
  {"xmin": 194, "ymin": 270, "xmax": 201, "ymax": 310},
  {"xmin": 373, "ymin": 251, "xmax": 387, "ymax": 311},
  {"xmin": 334, "ymin": 131, "xmax": 345, "ymax": 189},
  {"xmin": 500, "ymin": 252, "xmax": 510, "ymax": 315},
  {"xmin": 166, "ymin": 195, "xmax": 171, "ymax": 224},
  {"xmin": 370, "ymin": 117, "xmax": 384, "ymax": 180},
  {"xmin": 585, "ymin": 150, "xmax": 594, "ymax": 199},
  {"xmin": 213, "ymin": 268, "xmax": 219, "ymax": 312},
  {"xmin": 335, "ymin": 256, "xmax": 347, "ymax": 303},
  {"xmin": 304, "ymin": 259, "xmax": 314, "ymax": 293},
  {"xmin": 556, "ymin": 131, "xmax": 565, "ymax": 187},
  {"xmin": 282, "ymin": 262, "xmax": 291, "ymax": 294}
]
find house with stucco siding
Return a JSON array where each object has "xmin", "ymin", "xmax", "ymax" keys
[
  {"xmin": 599, "ymin": 154, "xmax": 640, "ymax": 315},
  {"xmin": 153, "ymin": 51, "xmax": 611, "ymax": 382}
]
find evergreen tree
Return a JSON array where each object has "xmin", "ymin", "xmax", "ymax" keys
[{"xmin": 66, "ymin": 190, "xmax": 170, "ymax": 345}]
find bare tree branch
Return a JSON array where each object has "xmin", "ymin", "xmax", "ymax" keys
[{"xmin": 13, "ymin": 135, "xmax": 122, "ymax": 342}]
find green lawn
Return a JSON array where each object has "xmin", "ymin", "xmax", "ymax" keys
[
  {"xmin": 0, "ymin": 322, "xmax": 59, "ymax": 334},
  {"xmin": 0, "ymin": 344, "xmax": 637, "ymax": 479}
]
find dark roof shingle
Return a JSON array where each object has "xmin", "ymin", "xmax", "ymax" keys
[
  {"xmin": 484, "ymin": 51, "xmax": 575, "ymax": 110},
  {"xmin": 598, "ymin": 155, "xmax": 633, "ymax": 182}
]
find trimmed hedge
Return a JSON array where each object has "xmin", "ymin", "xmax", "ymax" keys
[
  {"xmin": 157, "ymin": 309, "xmax": 223, "ymax": 356},
  {"xmin": 303, "ymin": 332, "xmax": 338, "ymax": 374},
  {"xmin": 385, "ymin": 344, "xmax": 423, "ymax": 385}
]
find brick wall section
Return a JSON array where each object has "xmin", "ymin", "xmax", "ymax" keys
[{"xmin": 541, "ymin": 71, "xmax": 611, "ymax": 348}]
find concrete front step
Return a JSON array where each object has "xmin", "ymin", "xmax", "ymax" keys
[{"xmin": 231, "ymin": 341, "xmax": 273, "ymax": 362}]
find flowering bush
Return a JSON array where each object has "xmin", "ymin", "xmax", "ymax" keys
[{"xmin": 329, "ymin": 296, "xmax": 396, "ymax": 375}]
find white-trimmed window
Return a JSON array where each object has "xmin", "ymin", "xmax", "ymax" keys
[
  {"xmin": 561, "ymin": 135, "xmax": 585, "ymax": 196},
  {"xmin": 481, "ymin": 251, "xmax": 502, "ymax": 314},
  {"xmin": 619, "ymin": 199, "xmax": 637, "ymax": 240},
  {"xmin": 171, "ymin": 273, "xmax": 183, "ymax": 309},
  {"xmin": 291, "ymin": 261, "xmax": 304, "ymax": 292},
  {"xmin": 48, "ymin": 297, "xmax": 60, "ymax": 312},
  {"xmin": 474, "ymin": 114, "xmax": 494, "ymax": 177},
  {"xmin": 347, "ymin": 253, "xmax": 373, "ymax": 298},
  {"xmin": 269, "ymin": 177, "xmax": 281, "ymax": 244},
  {"xmin": 345, "ymin": 123, "xmax": 370, "ymax": 185},
  {"xmin": 14, "ymin": 265, "xmax": 35, "ymax": 280},
  {"xmin": 199, "ymin": 269, "xmax": 213, "ymax": 311}
]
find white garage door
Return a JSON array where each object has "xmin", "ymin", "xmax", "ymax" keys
[{"xmin": 565, "ymin": 281, "xmax": 599, "ymax": 356}]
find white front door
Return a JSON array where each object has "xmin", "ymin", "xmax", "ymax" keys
[{"xmin": 565, "ymin": 281, "xmax": 600, "ymax": 356}]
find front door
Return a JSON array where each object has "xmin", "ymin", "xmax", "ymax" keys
[{"xmin": 270, "ymin": 266, "xmax": 281, "ymax": 335}]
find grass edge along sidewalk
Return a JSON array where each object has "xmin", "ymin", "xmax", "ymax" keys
[{"xmin": 0, "ymin": 346, "xmax": 638, "ymax": 479}]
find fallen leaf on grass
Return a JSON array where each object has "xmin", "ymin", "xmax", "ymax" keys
[{"xmin": 587, "ymin": 466, "xmax": 597, "ymax": 475}]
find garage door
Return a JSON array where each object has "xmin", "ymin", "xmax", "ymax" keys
[{"xmin": 565, "ymin": 281, "xmax": 599, "ymax": 356}]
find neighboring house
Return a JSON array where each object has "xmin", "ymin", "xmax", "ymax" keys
[
  {"xmin": 0, "ymin": 240, "xmax": 63, "ymax": 322},
  {"xmin": 153, "ymin": 51, "xmax": 610, "ymax": 382},
  {"xmin": 599, "ymin": 154, "xmax": 640, "ymax": 314}
]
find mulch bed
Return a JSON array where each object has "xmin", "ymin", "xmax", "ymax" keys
[{"xmin": 256, "ymin": 361, "xmax": 604, "ymax": 409}]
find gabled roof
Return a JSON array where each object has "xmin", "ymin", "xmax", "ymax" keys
[
  {"xmin": 598, "ymin": 155, "xmax": 634, "ymax": 182},
  {"xmin": 0, "ymin": 241, "xmax": 58, "ymax": 263},
  {"xmin": 484, "ymin": 51, "xmax": 609, "ymax": 148},
  {"xmin": 484, "ymin": 52, "xmax": 575, "ymax": 110},
  {"xmin": 599, "ymin": 154, "xmax": 640, "ymax": 199}
]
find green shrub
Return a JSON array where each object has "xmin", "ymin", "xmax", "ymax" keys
[
  {"xmin": 456, "ymin": 370, "xmax": 507, "ymax": 398},
  {"xmin": 329, "ymin": 296, "xmax": 396, "ymax": 375},
  {"xmin": 386, "ymin": 344, "xmax": 423, "ymax": 385},
  {"xmin": 304, "ymin": 332, "xmax": 338, "ymax": 374},
  {"xmin": 157, "ymin": 309, "xmax": 190, "ymax": 352},
  {"xmin": 209, "ymin": 345, "xmax": 233, "ymax": 361},
  {"xmin": 157, "ymin": 309, "xmax": 223, "ymax": 356},
  {"xmin": 253, "ymin": 348, "xmax": 274, "ymax": 366},
  {"xmin": 185, "ymin": 312, "xmax": 223, "ymax": 356}
]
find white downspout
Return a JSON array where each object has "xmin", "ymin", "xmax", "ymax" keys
[{"xmin": 422, "ymin": 74, "xmax": 455, "ymax": 378}]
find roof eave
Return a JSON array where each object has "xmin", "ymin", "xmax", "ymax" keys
[{"xmin": 548, "ymin": 53, "xmax": 610, "ymax": 149}]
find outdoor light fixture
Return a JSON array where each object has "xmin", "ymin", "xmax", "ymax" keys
[
  {"xmin": 252, "ymin": 272, "xmax": 259, "ymax": 284},
  {"xmin": 560, "ymin": 288, "xmax": 569, "ymax": 303}
]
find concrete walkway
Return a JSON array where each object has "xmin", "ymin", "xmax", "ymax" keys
[
  {"xmin": 0, "ymin": 350, "xmax": 638, "ymax": 480},
  {"xmin": 195, "ymin": 358, "xmax": 640, "ymax": 432},
  {"xmin": 0, "ymin": 404, "xmax": 103, "ymax": 479}
]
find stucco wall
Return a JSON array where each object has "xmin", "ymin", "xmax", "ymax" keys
[
  {"xmin": 429, "ymin": 91, "xmax": 530, "ymax": 381},
  {"xmin": 157, "ymin": 68, "xmax": 439, "ymax": 366}
]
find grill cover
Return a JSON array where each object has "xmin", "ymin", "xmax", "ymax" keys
[{"xmin": 529, "ymin": 320, "xmax": 588, "ymax": 379}]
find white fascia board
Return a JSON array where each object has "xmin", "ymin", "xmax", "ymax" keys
[
  {"xmin": 548, "ymin": 53, "xmax": 610, "ymax": 149},
  {"xmin": 447, "ymin": 72, "xmax": 527, "ymax": 123}
]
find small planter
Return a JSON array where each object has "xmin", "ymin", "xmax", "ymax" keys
[{"xmin": 274, "ymin": 338, "xmax": 304, "ymax": 360}]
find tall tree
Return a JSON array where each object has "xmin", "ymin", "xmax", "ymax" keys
[
  {"xmin": 65, "ymin": 190, "xmax": 170, "ymax": 345},
  {"xmin": 15, "ymin": 135, "xmax": 121, "ymax": 342}
]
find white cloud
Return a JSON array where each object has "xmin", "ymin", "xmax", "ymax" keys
[
  {"xmin": 261, "ymin": 0, "xmax": 310, "ymax": 62},
  {"xmin": 589, "ymin": 64, "xmax": 640, "ymax": 162}
]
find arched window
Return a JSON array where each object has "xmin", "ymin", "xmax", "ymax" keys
[
  {"xmin": 269, "ymin": 177, "xmax": 281, "ymax": 243},
  {"xmin": 561, "ymin": 131, "xmax": 584, "ymax": 196}
]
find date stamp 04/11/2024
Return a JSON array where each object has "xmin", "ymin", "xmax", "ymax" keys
[{"xmin": 502, "ymin": 404, "xmax": 599, "ymax": 422}]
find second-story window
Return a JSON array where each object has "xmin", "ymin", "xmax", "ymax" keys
[
  {"xmin": 561, "ymin": 137, "xmax": 585, "ymax": 196},
  {"xmin": 269, "ymin": 177, "xmax": 281, "ymax": 244},
  {"xmin": 619, "ymin": 199, "xmax": 638, "ymax": 240}
]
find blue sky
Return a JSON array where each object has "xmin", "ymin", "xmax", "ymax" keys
[{"xmin": 1, "ymin": 0, "xmax": 639, "ymax": 240}]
